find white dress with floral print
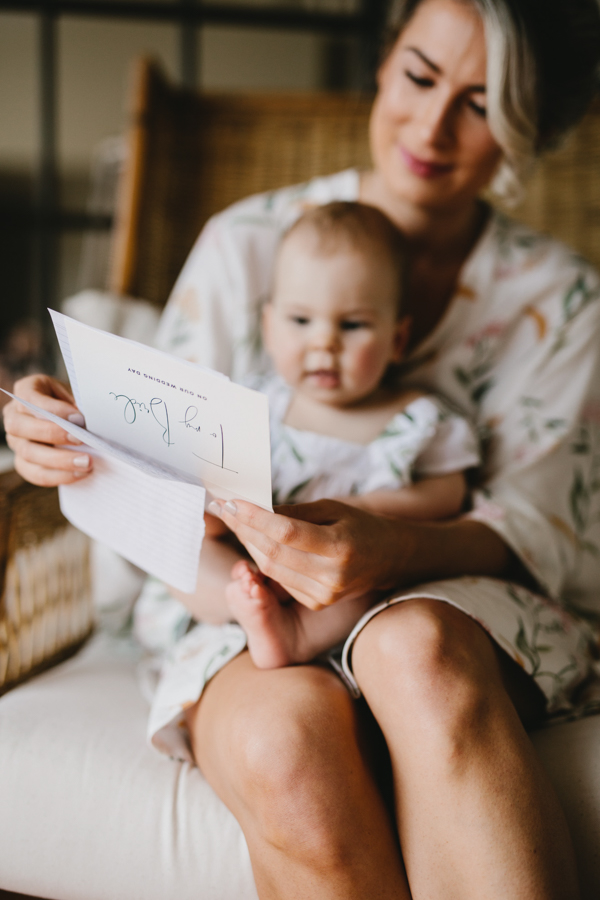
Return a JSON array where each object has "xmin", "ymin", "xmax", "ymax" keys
[
  {"xmin": 257, "ymin": 372, "xmax": 480, "ymax": 505},
  {"xmin": 144, "ymin": 170, "xmax": 600, "ymax": 761}
]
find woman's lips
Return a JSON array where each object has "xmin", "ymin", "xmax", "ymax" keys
[{"xmin": 400, "ymin": 147, "xmax": 454, "ymax": 179}]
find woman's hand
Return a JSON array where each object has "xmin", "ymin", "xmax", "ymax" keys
[
  {"xmin": 207, "ymin": 498, "xmax": 411, "ymax": 610},
  {"xmin": 208, "ymin": 497, "xmax": 519, "ymax": 611},
  {"xmin": 3, "ymin": 374, "xmax": 93, "ymax": 486}
]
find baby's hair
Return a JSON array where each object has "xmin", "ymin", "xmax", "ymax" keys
[{"xmin": 281, "ymin": 201, "xmax": 407, "ymax": 317}]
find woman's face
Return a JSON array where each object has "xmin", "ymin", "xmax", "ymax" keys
[{"xmin": 370, "ymin": 0, "xmax": 503, "ymax": 212}]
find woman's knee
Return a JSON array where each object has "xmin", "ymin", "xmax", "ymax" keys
[
  {"xmin": 352, "ymin": 599, "xmax": 501, "ymax": 733},
  {"xmin": 201, "ymin": 661, "xmax": 361, "ymax": 855}
]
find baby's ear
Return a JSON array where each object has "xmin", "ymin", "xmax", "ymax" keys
[{"xmin": 392, "ymin": 315, "xmax": 411, "ymax": 363}]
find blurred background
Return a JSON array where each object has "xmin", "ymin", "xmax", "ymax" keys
[{"xmin": 0, "ymin": 0, "xmax": 385, "ymax": 398}]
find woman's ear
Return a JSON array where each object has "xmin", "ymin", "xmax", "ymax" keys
[{"xmin": 392, "ymin": 315, "xmax": 411, "ymax": 363}]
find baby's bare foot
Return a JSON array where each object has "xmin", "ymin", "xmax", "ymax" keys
[{"xmin": 226, "ymin": 566, "xmax": 303, "ymax": 669}]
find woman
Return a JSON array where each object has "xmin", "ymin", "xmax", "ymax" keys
[{"xmin": 5, "ymin": 0, "xmax": 600, "ymax": 896}]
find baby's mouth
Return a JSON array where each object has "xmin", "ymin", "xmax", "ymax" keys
[{"xmin": 305, "ymin": 369, "xmax": 340, "ymax": 389}]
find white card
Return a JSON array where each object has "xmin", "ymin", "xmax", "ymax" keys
[
  {"xmin": 3, "ymin": 389, "xmax": 207, "ymax": 592},
  {"xmin": 2, "ymin": 312, "xmax": 273, "ymax": 593},
  {"xmin": 50, "ymin": 310, "xmax": 273, "ymax": 510},
  {"xmin": 59, "ymin": 452, "xmax": 207, "ymax": 593}
]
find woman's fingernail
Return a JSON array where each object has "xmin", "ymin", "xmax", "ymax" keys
[
  {"xmin": 68, "ymin": 412, "xmax": 85, "ymax": 427},
  {"xmin": 73, "ymin": 454, "xmax": 90, "ymax": 469},
  {"xmin": 224, "ymin": 501, "xmax": 238, "ymax": 515},
  {"xmin": 207, "ymin": 501, "xmax": 222, "ymax": 516}
]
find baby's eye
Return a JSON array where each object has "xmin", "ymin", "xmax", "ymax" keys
[
  {"xmin": 340, "ymin": 320, "xmax": 369, "ymax": 331},
  {"xmin": 405, "ymin": 70, "xmax": 435, "ymax": 89},
  {"xmin": 289, "ymin": 315, "xmax": 310, "ymax": 326}
]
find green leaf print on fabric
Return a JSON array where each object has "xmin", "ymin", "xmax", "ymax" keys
[
  {"xmin": 282, "ymin": 478, "xmax": 313, "ymax": 504},
  {"xmin": 552, "ymin": 275, "xmax": 600, "ymax": 355},
  {"xmin": 165, "ymin": 311, "xmax": 194, "ymax": 348},
  {"xmin": 378, "ymin": 417, "xmax": 413, "ymax": 439},
  {"xmin": 508, "ymin": 585, "xmax": 578, "ymax": 688},
  {"xmin": 453, "ymin": 366, "xmax": 495, "ymax": 406},
  {"xmin": 495, "ymin": 213, "xmax": 547, "ymax": 259},
  {"xmin": 518, "ymin": 396, "xmax": 568, "ymax": 445},
  {"xmin": 564, "ymin": 424, "xmax": 600, "ymax": 558},
  {"xmin": 471, "ymin": 380, "xmax": 494, "ymax": 404},
  {"xmin": 454, "ymin": 323, "xmax": 507, "ymax": 408},
  {"xmin": 282, "ymin": 432, "xmax": 305, "ymax": 464},
  {"xmin": 237, "ymin": 292, "xmax": 268, "ymax": 359}
]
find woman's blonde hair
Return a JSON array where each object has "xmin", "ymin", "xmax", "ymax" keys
[{"xmin": 383, "ymin": 0, "xmax": 600, "ymax": 204}]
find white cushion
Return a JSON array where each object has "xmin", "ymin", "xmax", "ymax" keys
[
  {"xmin": 1, "ymin": 632, "xmax": 599, "ymax": 899},
  {"xmin": 62, "ymin": 290, "xmax": 161, "ymax": 346},
  {"xmin": 0, "ymin": 633, "xmax": 257, "ymax": 900},
  {"xmin": 531, "ymin": 715, "xmax": 600, "ymax": 899}
]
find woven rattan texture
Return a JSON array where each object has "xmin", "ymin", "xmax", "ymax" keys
[
  {"xmin": 509, "ymin": 98, "xmax": 600, "ymax": 267},
  {"xmin": 0, "ymin": 472, "xmax": 93, "ymax": 695},
  {"xmin": 112, "ymin": 61, "xmax": 600, "ymax": 310},
  {"xmin": 112, "ymin": 61, "xmax": 372, "ymax": 306}
]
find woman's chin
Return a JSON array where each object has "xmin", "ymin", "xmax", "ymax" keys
[{"xmin": 371, "ymin": 158, "xmax": 474, "ymax": 215}]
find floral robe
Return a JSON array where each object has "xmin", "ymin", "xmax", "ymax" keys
[{"xmin": 144, "ymin": 170, "xmax": 600, "ymax": 759}]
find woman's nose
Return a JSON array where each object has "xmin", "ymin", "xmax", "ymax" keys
[{"xmin": 418, "ymin": 92, "xmax": 455, "ymax": 147}]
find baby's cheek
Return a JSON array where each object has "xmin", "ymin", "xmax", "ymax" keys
[{"xmin": 352, "ymin": 343, "xmax": 389, "ymax": 386}]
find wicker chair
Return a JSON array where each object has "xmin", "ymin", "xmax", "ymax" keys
[
  {"xmin": 110, "ymin": 57, "xmax": 600, "ymax": 311},
  {"xmin": 2, "ymin": 57, "xmax": 600, "ymax": 900},
  {"xmin": 109, "ymin": 58, "xmax": 373, "ymax": 307}
]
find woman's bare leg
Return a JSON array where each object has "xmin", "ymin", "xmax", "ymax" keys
[
  {"xmin": 185, "ymin": 652, "xmax": 409, "ymax": 900},
  {"xmin": 352, "ymin": 598, "xmax": 579, "ymax": 900}
]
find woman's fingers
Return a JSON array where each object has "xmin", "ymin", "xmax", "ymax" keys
[
  {"xmin": 4, "ymin": 405, "xmax": 80, "ymax": 447},
  {"xmin": 8, "ymin": 434, "xmax": 93, "ymax": 486},
  {"xmin": 240, "ymin": 540, "xmax": 331, "ymax": 609},
  {"xmin": 3, "ymin": 378, "xmax": 84, "ymax": 446},
  {"xmin": 13, "ymin": 373, "xmax": 76, "ymax": 407},
  {"xmin": 210, "ymin": 498, "xmax": 379, "ymax": 609},
  {"xmin": 211, "ymin": 498, "xmax": 345, "ymax": 556},
  {"xmin": 7, "ymin": 433, "xmax": 91, "ymax": 472},
  {"xmin": 3, "ymin": 374, "xmax": 92, "ymax": 487},
  {"xmin": 13, "ymin": 454, "xmax": 92, "ymax": 487}
]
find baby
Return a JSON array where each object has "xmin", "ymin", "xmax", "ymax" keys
[{"xmin": 203, "ymin": 201, "xmax": 479, "ymax": 668}]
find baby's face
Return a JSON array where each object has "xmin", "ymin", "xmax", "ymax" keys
[{"xmin": 264, "ymin": 234, "xmax": 407, "ymax": 407}]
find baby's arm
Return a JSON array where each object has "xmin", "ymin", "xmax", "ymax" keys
[{"xmin": 342, "ymin": 471, "xmax": 467, "ymax": 521}]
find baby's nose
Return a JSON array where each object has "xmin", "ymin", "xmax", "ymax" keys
[{"xmin": 310, "ymin": 322, "xmax": 339, "ymax": 350}]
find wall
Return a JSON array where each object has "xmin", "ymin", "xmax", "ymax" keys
[{"xmin": 0, "ymin": 5, "xmax": 362, "ymax": 334}]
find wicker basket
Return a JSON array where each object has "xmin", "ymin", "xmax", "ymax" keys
[{"xmin": 0, "ymin": 470, "xmax": 94, "ymax": 696}]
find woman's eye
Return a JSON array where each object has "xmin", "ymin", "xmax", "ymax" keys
[
  {"xmin": 468, "ymin": 99, "xmax": 487, "ymax": 119},
  {"xmin": 290, "ymin": 315, "xmax": 310, "ymax": 326},
  {"xmin": 405, "ymin": 70, "xmax": 434, "ymax": 89}
]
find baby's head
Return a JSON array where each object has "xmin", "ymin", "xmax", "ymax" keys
[{"xmin": 263, "ymin": 201, "xmax": 409, "ymax": 408}]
